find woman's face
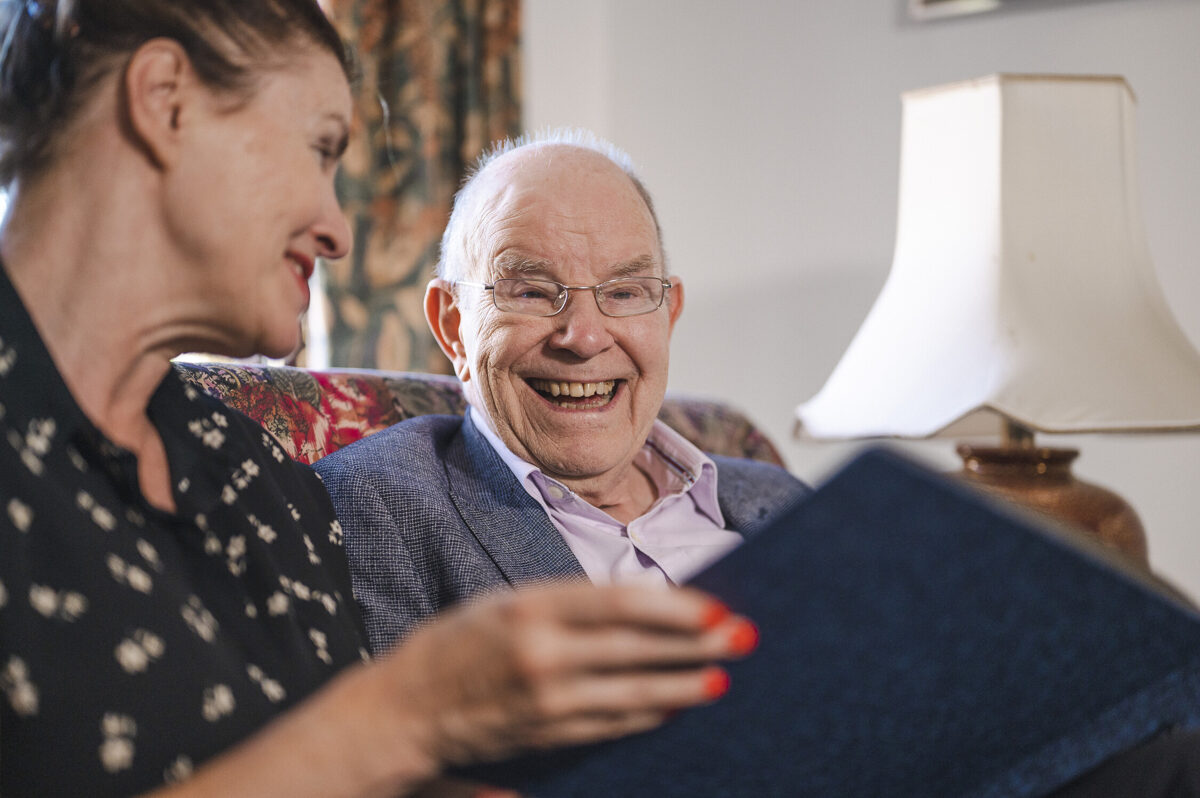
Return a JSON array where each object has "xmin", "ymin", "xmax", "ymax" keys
[{"xmin": 165, "ymin": 48, "xmax": 353, "ymax": 359}]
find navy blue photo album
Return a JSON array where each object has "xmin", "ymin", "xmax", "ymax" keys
[{"xmin": 464, "ymin": 447, "xmax": 1200, "ymax": 797}]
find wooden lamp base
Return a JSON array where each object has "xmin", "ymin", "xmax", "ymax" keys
[{"xmin": 956, "ymin": 442, "xmax": 1148, "ymax": 567}]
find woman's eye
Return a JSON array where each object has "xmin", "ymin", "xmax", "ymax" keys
[
  {"xmin": 313, "ymin": 146, "xmax": 337, "ymax": 167},
  {"xmin": 313, "ymin": 135, "xmax": 346, "ymax": 169}
]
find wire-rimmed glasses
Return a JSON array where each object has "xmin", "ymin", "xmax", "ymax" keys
[{"xmin": 455, "ymin": 276, "xmax": 673, "ymax": 318}]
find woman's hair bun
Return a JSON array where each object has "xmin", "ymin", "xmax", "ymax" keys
[{"xmin": 0, "ymin": 0, "xmax": 79, "ymax": 183}]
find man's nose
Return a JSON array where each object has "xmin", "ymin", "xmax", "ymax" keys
[{"xmin": 547, "ymin": 289, "xmax": 615, "ymax": 358}]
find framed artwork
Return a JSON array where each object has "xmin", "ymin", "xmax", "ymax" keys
[
  {"xmin": 910, "ymin": 0, "xmax": 1105, "ymax": 20},
  {"xmin": 909, "ymin": 0, "xmax": 1003, "ymax": 18}
]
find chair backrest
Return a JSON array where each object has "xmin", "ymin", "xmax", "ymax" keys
[{"xmin": 174, "ymin": 362, "xmax": 786, "ymax": 468}]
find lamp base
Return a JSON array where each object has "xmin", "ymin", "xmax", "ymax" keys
[{"xmin": 956, "ymin": 444, "xmax": 1148, "ymax": 567}]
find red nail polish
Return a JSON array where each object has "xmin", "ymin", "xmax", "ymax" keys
[
  {"xmin": 703, "ymin": 667, "xmax": 731, "ymax": 700},
  {"xmin": 728, "ymin": 620, "xmax": 759, "ymax": 655},
  {"xmin": 701, "ymin": 600, "xmax": 730, "ymax": 630}
]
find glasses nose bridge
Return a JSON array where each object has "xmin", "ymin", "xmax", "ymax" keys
[{"xmin": 553, "ymin": 283, "xmax": 609, "ymax": 317}]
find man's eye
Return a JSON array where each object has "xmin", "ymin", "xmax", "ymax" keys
[
  {"xmin": 514, "ymin": 285, "xmax": 553, "ymax": 300},
  {"xmin": 606, "ymin": 284, "xmax": 646, "ymax": 301}
]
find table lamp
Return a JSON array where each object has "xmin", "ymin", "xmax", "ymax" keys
[{"xmin": 794, "ymin": 74, "xmax": 1200, "ymax": 566}]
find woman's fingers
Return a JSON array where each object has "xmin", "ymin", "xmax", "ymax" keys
[
  {"xmin": 384, "ymin": 582, "xmax": 758, "ymax": 768},
  {"xmin": 516, "ymin": 708, "xmax": 671, "ymax": 750},
  {"xmin": 548, "ymin": 615, "xmax": 759, "ymax": 672},
  {"xmin": 483, "ymin": 584, "xmax": 759, "ymax": 673},
  {"xmin": 522, "ymin": 663, "xmax": 733, "ymax": 722},
  {"xmin": 516, "ymin": 582, "xmax": 731, "ymax": 634}
]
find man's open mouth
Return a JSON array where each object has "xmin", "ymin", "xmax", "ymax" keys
[{"xmin": 527, "ymin": 378, "xmax": 619, "ymax": 409}]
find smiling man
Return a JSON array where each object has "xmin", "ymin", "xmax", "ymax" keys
[{"xmin": 315, "ymin": 130, "xmax": 808, "ymax": 653}]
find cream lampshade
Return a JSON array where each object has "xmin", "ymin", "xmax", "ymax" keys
[{"xmin": 795, "ymin": 74, "xmax": 1200, "ymax": 564}]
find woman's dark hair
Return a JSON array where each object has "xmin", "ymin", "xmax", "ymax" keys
[{"xmin": 0, "ymin": 0, "xmax": 352, "ymax": 184}]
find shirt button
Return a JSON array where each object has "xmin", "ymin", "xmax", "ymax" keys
[{"xmin": 547, "ymin": 485, "xmax": 565, "ymax": 500}]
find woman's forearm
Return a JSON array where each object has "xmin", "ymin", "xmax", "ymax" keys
[{"xmin": 146, "ymin": 662, "xmax": 440, "ymax": 798}]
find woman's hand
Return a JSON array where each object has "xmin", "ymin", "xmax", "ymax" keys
[
  {"xmin": 379, "ymin": 582, "xmax": 758, "ymax": 769},
  {"xmin": 149, "ymin": 582, "xmax": 756, "ymax": 798}
]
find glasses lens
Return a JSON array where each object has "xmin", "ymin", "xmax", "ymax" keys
[
  {"xmin": 597, "ymin": 278, "xmax": 664, "ymax": 317},
  {"xmin": 491, "ymin": 278, "xmax": 563, "ymax": 316}
]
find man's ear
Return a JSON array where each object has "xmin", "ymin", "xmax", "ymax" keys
[
  {"xmin": 666, "ymin": 275, "xmax": 685, "ymax": 333},
  {"xmin": 123, "ymin": 38, "xmax": 193, "ymax": 170},
  {"xmin": 425, "ymin": 278, "xmax": 471, "ymax": 381}
]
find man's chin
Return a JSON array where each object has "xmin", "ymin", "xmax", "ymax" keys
[{"xmin": 523, "ymin": 438, "xmax": 633, "ymax": 480}]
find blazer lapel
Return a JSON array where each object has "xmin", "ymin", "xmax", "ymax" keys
[{"xmin": 444, "ymin": 411, "xmax": 588, "ymax": 586}]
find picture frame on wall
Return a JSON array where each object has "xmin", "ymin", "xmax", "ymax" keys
[
  {"xmin": 910, "ymin": 0, "xmax": 1101, "ymax": 20},
  {"xmin": 909, "ymin": 0, "xmax": 1002, "ymax": 19}
]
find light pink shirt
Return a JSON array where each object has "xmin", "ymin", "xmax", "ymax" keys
[{"xmin": 474, "ymin": 417, "xmax": 744, "ymax": 586}]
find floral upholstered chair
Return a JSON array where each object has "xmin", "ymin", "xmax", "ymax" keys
[{"xmin": 172, "ymin": 362, "xmax": 786, "ymax": 468}]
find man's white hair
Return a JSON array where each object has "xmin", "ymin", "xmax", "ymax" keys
[{"xmin": 436, "ymin": 127, "xmax": 665, "ymax": 283}]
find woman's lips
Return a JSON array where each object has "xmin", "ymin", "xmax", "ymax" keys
[
  {"xmin": 286, "ymin": 253, "xmax": 314, "ymax": 310},
  {"xmin": 287, "ymin": 252, "xmax": 315, "ymax": 282}
]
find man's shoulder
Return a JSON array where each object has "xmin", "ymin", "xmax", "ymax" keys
[
  {"xmin": 711, "ymin": 453, "xmax": 810, "ymax": 501},
  {"xmin": 709, "ymin": 454, "xmax": 810, "ymax": 535},
  {"xmin": 313, "ymin": 413, "xmax": 466, "ymax": 475},
  {"xmin": 711, "ymin": 453, "xmax": 805, "ymax": 483}
]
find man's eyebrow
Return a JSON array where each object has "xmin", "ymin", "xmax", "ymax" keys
[
  {"xmin": 492, "ymin": 253, "xmax": 553, "ymax": 275},
  {"xmin": 490, "ymin": 253, "xmax": 661, "ymax": 278},
  {"xmin": 610, "ymin": 255, "xmax": 660, "ymax": 277}
]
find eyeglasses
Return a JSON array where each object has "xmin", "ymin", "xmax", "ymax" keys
[{"xmin": 455, "ymin": 276, "xmax": 673, "ymax": 318}]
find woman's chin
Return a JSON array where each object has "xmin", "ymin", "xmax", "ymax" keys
[{"xmin": 252, "ymin": 317, "xmax": 305, "ymax": 363}]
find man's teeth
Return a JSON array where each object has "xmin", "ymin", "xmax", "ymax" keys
[{"xmin": 529, "ymin": 379, "xmax": 616, "ymax": 398}]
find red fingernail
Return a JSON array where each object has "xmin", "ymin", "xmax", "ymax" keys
[
  {"xmin": 703, "ymin": 667, "xmax": 731, "ymax": 700},
  {"xmin": 728, "ymin": 620, "xmax": 759, "ymax": 655},
  {"xmin": 701, "ymin": 600, "xmax": 731, "ymax": 630}
]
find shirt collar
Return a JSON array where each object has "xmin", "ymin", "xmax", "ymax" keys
[{"xmin": 468, "ymin": 406, "xmax": 723, "ymax": 525}]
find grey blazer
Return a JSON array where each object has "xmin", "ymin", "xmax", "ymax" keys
[{"xmin": 314, "ymin": 410, "xmax": 810, "ymax": 654}]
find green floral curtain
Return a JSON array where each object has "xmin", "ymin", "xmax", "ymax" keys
[{"xmin": 316, "ymin": 0, "xmax": 521, "ymax": 372}]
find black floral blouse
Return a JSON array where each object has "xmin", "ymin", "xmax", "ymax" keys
[{"xmin": 0, "ymin": 263, "xmax": 370, "ymax": 797}]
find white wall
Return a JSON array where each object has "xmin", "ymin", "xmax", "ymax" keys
[{"xmin": 524, "ymin": 0, "xmax": 1200, "ymax": 599}]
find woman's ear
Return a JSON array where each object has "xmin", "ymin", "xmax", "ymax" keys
[
  {"xmin": 123, "ymin": 38, "xmax": 193, "ymax": 169},
  {"xmin": 425, "ymin": 278, "xmax": 471, "ymax": 381}
]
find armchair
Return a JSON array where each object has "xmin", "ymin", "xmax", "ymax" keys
[{"xmin": 172, "ymin": 362, "xmax": 787, "ymax": 468}]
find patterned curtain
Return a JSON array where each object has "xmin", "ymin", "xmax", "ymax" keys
[{"xmin": 314, "ymin": 0, "xmax": 522, "ymax": 372}]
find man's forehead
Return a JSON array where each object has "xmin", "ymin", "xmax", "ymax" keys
[{"xmin": 475, "ymin": 145, "xmax": 650, "ymax": 219}]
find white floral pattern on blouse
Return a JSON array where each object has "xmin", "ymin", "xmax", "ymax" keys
[{"xmin": 0, "ymin": 262, "xmax": 370, "ymax": 797}]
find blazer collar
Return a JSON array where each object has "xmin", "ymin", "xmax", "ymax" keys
[{"xmin": 444, "ymin": 409, "xmax": 588, "ymax": 586}]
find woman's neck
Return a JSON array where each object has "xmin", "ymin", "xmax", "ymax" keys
[
  {"xmin": 5, "ymin": 179, "xmax": 179, "ymax": 436},
  {"xmin": 1, "ymin": 172, "xmax": 184, "ymax": 518}
]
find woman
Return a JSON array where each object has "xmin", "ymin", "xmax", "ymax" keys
[{"xmin": 0, "ymin": 2, "xmax": 755, "ymax": 795}]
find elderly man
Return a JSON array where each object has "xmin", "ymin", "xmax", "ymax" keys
[{"xmin": 315, "ymin": 130, "xmax": 807, "ymax": 653}]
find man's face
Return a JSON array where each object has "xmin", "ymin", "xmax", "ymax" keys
[{"xmin": 440, "ymin": 146, "xmax": 683, "ymax": 486}]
